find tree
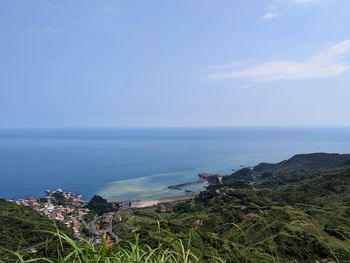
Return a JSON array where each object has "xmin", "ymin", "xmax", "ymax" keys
[{"xmin": 85, "ymin": 195, "xmax": 118, "ymax": 215}]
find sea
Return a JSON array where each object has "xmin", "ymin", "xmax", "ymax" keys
[{"xmin": 0, "ymin": 127, "xmax": 349, "ymax": 201}]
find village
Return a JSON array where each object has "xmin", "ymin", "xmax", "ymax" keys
[
  {"xmin": 8, "ymin": 179, "xmax": 206, "ymax": 249},
  {"xmin": 10, "ymin": 189, "xmax": 120, "ymax": 245}
]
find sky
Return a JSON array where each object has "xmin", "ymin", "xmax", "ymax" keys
[{"xmin": 1, "ymin": 0, "xmax": 350, "ymax": 128}]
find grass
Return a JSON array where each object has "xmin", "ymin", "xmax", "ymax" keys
[
  {"xmin": 0, "ymin": 228, "xmax": 222, "ymax": 263},
  {"xmin": 1, "ymin": 209, "xmax": 349, "ymax": 262}
]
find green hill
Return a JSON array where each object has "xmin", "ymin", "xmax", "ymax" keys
[
  {"xmin": 255, "ymin": 153, "xmax": 350, "ymax": 172},
  {"xmin": 0, "ymin": 199, "xmax": 69, "ymax": 259},
  {"xmin": 118, "ymin": 153, "xmax": 350, "ymax": 262},
  {"xmin": 1, "ymin": 153, "xmax": 350, "ymax": 262},
  {"xmin": 222, "ymin": 152, "xmax": 350, "ymax": 188}
]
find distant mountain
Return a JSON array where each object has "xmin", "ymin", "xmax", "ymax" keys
[
  {"xmin": 223, "ymin": 153, "xmax": 350, "ymax": 187},
  {"xmin": 254, "ymin": 153, "xmax": 350, "ymax": 172}
]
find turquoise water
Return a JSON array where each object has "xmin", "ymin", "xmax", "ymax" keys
[{"xmin": 0, "ymin": 127, "xmax": 350, "ymax": 201}]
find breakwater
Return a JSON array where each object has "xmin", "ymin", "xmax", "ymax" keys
[{"xmin": 167, "ymin": 179, "xmax": 206, "ymax": 190}]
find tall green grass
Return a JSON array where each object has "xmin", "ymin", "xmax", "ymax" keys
[
  {"xmin": 2, "ymin": 211, "xmax": 348, "ymax": 263},
  {"xmin": 0, "ymin": 229, "xmax": 221, "ymax": 263}
]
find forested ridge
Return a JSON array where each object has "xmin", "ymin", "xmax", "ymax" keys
[{"xmin": 1, "ymin": 153, "xmax": 350, "ymax": 262}]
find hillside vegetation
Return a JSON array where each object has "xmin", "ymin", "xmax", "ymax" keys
[
  {"xmin": 1, "ymin": 153, "xmax": 350, "ymax": 262},
  {"xmin": 0, "ymin": 199, "xmax": 70, "ymax": 259}
]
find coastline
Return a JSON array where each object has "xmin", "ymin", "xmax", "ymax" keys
[
  {"xmin": 3, "ymin": 127, "xmax": 350, "ymax": 200},
  {"xmin": 127, "ymin": 193, "xmax": 196, "ymax": 208},
  {"xmin": 96, "ymin": 169, "xmax": 216, "ymax": 202},
  {"xmin": 109, "ymin": 175, "xmax": 215, "ymax": 208}
]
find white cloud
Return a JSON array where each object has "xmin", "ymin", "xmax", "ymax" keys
[
  {"xmin": 207, "ymin": 60, "xmax": 252, "ymax": 70},
  {"xmin": 261, "ymin": 12, "xmax": 280, "ymax": 20},
  {"xmin": 300, "ymin": 44, "xmax": 313, "ymax": 49},
  {"xmin": 28, "ymin": 26, "xmax": 57, "ymax": 32},
  {"xmin": 326, "ymin": 40, "xmax": 350, "ymax": 55},
  {"xmin": 292, "ymin": 0, "xmax": 323, "ymax": 4},
  {"xmin": 207, "ymin": 40, "xmax": 350, "ymax": 82},
  {"xmin": 240, "ymin": 84, "xmax": 254, "ymax": 89}
]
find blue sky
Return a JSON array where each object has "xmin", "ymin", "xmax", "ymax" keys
[{"xmin": 1, "ymin": 0, "xmax": 350, "ymax": 128}]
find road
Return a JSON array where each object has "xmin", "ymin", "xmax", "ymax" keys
[{"xmin": 87, "ymin": 214, "xmax": 121, "ymax": 243}]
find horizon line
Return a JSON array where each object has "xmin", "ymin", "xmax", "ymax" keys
[{"xmin": 1, "ymin": 125, "xmax": 350, "ymax": 130}]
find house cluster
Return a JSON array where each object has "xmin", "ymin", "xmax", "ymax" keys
[{"xmin": 12, "ymin": 189, "xmax": 89, "ymax": 238}]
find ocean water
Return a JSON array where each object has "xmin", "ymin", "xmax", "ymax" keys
[{"xmin": 0, "ymin": 127, "xmax": 350, "ymax": 201}]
